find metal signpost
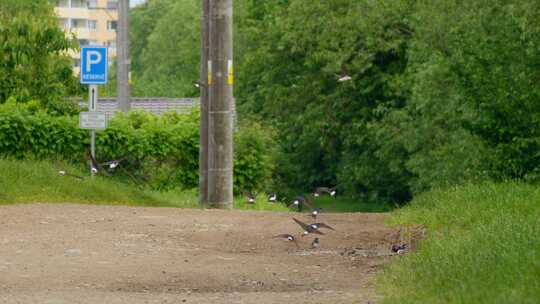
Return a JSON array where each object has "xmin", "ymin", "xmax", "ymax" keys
[{"xmin": 80, "ymin": 46, "xmax": 108, "ymax": 177}]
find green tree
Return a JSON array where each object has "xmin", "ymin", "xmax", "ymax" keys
[
  {"xmin": 129, "ymin": 0, "xmax": 199, "ymax": 97},
  {"xmin": 0, "ymin": 0, "xmax": 80, "ymax": 113},
  {"xmin": 392, "ymin": 0, "xmax": 540, "ymax": 191},
  {"xmin": 235, "ymin": 0, "xmax": 414, "ymax": 202}
]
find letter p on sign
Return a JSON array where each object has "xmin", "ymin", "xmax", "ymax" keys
[{"xmin": 86, "ymin": 51, "xmax": 102, "ymax": 73}]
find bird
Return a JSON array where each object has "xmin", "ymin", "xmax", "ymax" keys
[
  {"xmin": 99, "ymin": 158, "xmax": 123, "ymax": 170},
  {"xmin": 246, "ymin": 192, "xmax": 256, "ymax": 204},
  {"xmin": 309, "ymin": 222, "xmax": 336, "ymax": 231},
  {"xmin": 288, "ymin": 196, "xmax": 312, "ymax": 212},
  {"xmin": 58, "ymin": 170, "xmax": 84, "ymax": 180},
  {"xmin": 292, "ymin": 218, "xmax": 324, "ymax": 237},
  {"xmin": 313, "ymin": 187, "xmax": 337, "ymax": 197},
  {"xmin": 391, "ymin": 244, "xmax": 407, "ymax": 254},
  {"xmin": 273, "ymin": 234, "xmax": 299, "ymax": 248},
  {"xmin": 88, "ymin": 153, "xmax": 99, "ymax": 174},
  {"xmin": 267, "ymin": 193, "xmax": 277, "ymax": 203},
  {"xmin": 310, "ymin": 208, "xmax": 322, "ymax": 220},
  {"xmin": 192, "ymin": 80, "xmax": 205, "ymax": 88},
  {"xmin": 311, "ymin": 237, "xmax": 320, "ymax": 249},
  {"xmin": 337, "ymin": 75, "xmax": 352, "ymax": 82}
]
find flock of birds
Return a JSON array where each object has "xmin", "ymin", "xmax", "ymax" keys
[
  {"xmin": 246, "ymin": 187, "xmax": 338, "ymax": 249},
  {"xmin": 58, "ymin": 153, "xmax": 123, "ymax": 180},
  {"xmin": 59, "ymin": 155, "xmax": 408, "ymax": 254},
  {"xmin": 247, "ymin": 187, "xmax": 408, "ymax": 254}
]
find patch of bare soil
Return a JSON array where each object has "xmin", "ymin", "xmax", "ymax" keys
[{"xmin": 0, "ymin": 204, "xmax": 397, "ymax": 303}]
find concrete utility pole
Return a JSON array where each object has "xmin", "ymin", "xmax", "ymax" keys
[
  {"xmin": 117, "ymin": 0, "xmax": 131, "ymax": 113},
  {"xmin": 207, "ymin": 0, "xmax": 234, "ymax": 208},
  {"xmin": 199, "ymin": 0, "xmax": 210, "ymax": 205}
]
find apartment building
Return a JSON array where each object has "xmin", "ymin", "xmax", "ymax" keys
[{"xmin": 54, "ymin": 0, "xmax": 119, "ymax": 74}]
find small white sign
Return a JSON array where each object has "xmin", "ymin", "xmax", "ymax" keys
[{"xmin": 79, "ymin": 112, "xmax": 107, "ymax": 129}]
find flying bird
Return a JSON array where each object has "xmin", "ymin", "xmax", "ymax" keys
[
  {"xmin": 288, "ymin": 196, "xmax": 312, "ymax": 212},
  {"xmin": 273, "ymin": 234, "xmax": 299, "ymax": 248},
  {"xmin": 314, "ymin": 187, "xmax": 337, "ymax": 197},
  {"xmin": 292, "ymin": 218, "xmax": 324, "ymax": 237},
  {"xmin": 309, "ymin": 222, "xmax": 336, "ymax": 231},
  {"xmin": 99, "ymin": 158, "xmax": 123, "ymax": 170},
  {"xmin": 88, "ymin": 153, "xmax": 99, "ymax": 174}
]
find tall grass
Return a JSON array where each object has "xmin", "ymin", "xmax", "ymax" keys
[{"xmin": 378, "ymin": 182, "xmax": 540, "ymax": 304}]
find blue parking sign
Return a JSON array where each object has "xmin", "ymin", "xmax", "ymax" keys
[{"xmin": 80, "ymin": 46, "xmax": 108, "ymax": 85}]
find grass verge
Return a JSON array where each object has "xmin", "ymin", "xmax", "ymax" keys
[
  {"xmin": 0, "ymin": 158, "xmax": 288, "ymax": 211},
  {"xmin": 0, "ymin": 158, "xmax": 387, "ymax": 213},
  {"xmin": 378, "ymin": 181, "xmax": 540, "ymax": 304}
]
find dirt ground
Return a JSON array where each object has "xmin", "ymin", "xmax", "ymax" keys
[{"xmin": 0, "ymin": 204, "xmax": 397, "ymax": 304}]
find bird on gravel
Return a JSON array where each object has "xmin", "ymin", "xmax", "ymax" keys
[
  {"xmin": 267, "ymin": 193, "xmax": 277, "ymax": 203},
  {"xmin": 310, "ymin": 208, "xmax": 322, "ymax": 220},
  {"xmin": 246, "ymin": 192, "xmax": 256, "ymax": 204},
  {"xmin": 311, "ymin": 237, "xmax": 320, "ymax": 249},
  {"xmin": 292, "ymin": 218, "xmax": 325, "ymax": 237},
  {"xmin": 391, "ymin": 244, "xmax": 407, "ymax": 254},
  {"xmin": 273, "ymin": 234, "xmax": 299, "ymax": 248}
]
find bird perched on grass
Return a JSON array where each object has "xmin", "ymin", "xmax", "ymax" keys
[
  {"xmin": 292, "ymin": 218, "xmax": 324, "ymax": 237},
  {"xmin": 273, "ymin": 234, "xmax": 299, "ymax": 248},
  {"xmin": 267, "ymin": 193, "xmax": 277, "ymax": 203},
  {"xmin": 246, "ymin": 192, "xmax": 256, "ymax": 204}
]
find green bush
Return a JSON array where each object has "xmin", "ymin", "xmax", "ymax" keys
[
  {"xmin": 0, "ymin": 105, "xmax": 277, "ymax": 192},
  {"xmin": 234, "ymin": 120, "xmax": 278, "ymax": 194}
]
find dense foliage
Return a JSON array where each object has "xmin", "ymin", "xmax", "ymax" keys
[
  {"xmin": 0, "ymin": 102, "xmax": 275, "ymax": 193},
  {"xmin": 0, "ymin": 0, "xmax": 81, "ymax": 114},
  {"xmin": 2, "ymin": 0, "xmax": 538, "ymax": 203},
  {"xmin": 127, "ymin": 0, "xmax": 539, "ymax": 203}
]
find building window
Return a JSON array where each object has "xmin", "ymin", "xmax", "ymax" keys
[
  {"xmin": 88, "ymin": 20, "xmax": 97, "ymax": 31},
  {"xmin": 78, "ymin": 39, "xmax": 90, "ymax": 46},
  {"xmin": 71, "ymin": 0, "xmax": 86, "ymax": 8},
  {"xmin": 87, "ymin": 0, "xmax": 98, "ymax": 8},
  {"xmin": 56, "ymin": 0, "xmax": 69, "ymax": 7},
  {"xmin": 107, "ymin": 21, "xmax": 117, "ymax": 31},
  {"xmin": 107, "ymin": 1, "xmax": 118, "ymax": 10},
  {"xmin": 71, "ymin": 19, "xmax": 87, "ymax": 29},
  {"xmin": 58, "ymin": 18, "xmax": 70, "ymax": 30}
]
